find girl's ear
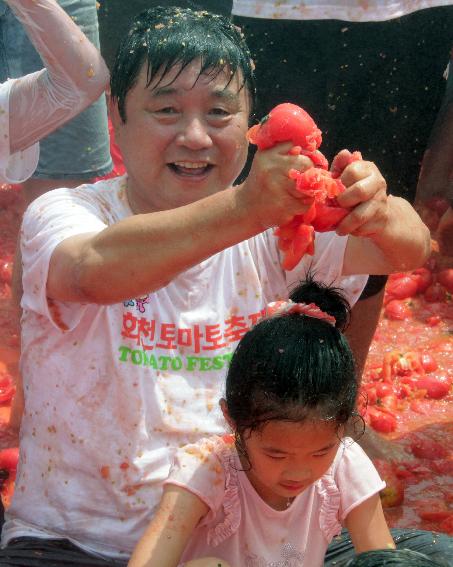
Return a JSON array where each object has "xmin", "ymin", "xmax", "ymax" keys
[{"xmin": 219, "ymin": 398, "xmax": 235, "ymax": 431}]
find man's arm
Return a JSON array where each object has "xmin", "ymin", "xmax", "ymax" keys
[
  {"xmin": 336, "ymin": 160, "xmax": 431, "ymax": 275},
  {"xmin": 47, "ymin": 144, "xmax": 313, "ymax": 304}
]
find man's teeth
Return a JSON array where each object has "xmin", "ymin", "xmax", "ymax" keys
[{"xmin": 174, "ymin": 162, "xmax": 208, "ymax": 169}]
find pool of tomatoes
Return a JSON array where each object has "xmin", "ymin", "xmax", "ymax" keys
[{"xmin": 0, "ymin": 182, "xmax": 452, "ymax": 533}]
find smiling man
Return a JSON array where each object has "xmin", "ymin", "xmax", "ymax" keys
[{"xmin": 0, "ymin": 6, "xmax": 432, "ymax": 567}]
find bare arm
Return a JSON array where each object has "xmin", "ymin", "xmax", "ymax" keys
[
  {"xmin": 128, "ymin": 485, "xmax": 210, "ymax": 567},
  {"xmin": 345, "ymin": 493, "xmax": 395, "ymax": 554},
  {"xmin": 337, "ymin": 159, "xmax": 431, "ymax": 275},
  {"xmin": 47, "ymin": 144, "xmax": 314, "ymax": 304},
  {"xmin": 6, "ymin": 0, "xmax": 109, "ymax": 153}
]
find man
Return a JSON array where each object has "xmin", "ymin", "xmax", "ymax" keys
[{"xmin": 0, "ymin": 7, "xmax": 431, "ymax": 566}]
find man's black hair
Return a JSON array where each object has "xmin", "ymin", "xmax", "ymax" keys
[{"xmin": 110, "ymin": 6, "xmax": 256, "ymax": 122}]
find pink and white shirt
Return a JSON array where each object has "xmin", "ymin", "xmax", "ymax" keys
[{"xmin": 166, "ymin": 435, "xmax": 385, "ymax": 567}]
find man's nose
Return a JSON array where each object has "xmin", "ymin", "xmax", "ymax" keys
[{"xmin": 176, "ymin": 117, "xmax": 213, "ymax": 150}]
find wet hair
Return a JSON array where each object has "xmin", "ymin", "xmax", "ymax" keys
[
  {"xmin": 110, "ymin": 6, "xmax": 256, "ymax": 122},
  {"xmin": 344, "ymin": 549, "xmax": 445, "ymax": 566},
  {"xmin": 225, "ymin": 276, "xmax": 359, "ymax": 440}
]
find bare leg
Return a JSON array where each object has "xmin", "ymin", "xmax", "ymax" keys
[{"xmin": 345, "ymin": 288, "xmax": 411, "ymax": 461}]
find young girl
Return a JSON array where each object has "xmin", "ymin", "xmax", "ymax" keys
[
  {"xmin": 129, "ymin": 279, "xmax": 394, "ymax": 567},
  {"xmin": 129, "ymin": 278, "xmax": 394, "ymax": 567}
]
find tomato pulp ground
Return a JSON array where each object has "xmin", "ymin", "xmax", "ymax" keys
[{"xmin": 0, "ymin": 183, "xmax": 452, "ymax": 534}]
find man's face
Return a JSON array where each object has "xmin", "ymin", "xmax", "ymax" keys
[{"xmin": 112, "ymin": 59, "xmax": 251, "ymax": 213}]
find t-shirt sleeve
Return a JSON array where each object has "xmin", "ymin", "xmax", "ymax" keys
[
  {"xmin": 20, "ymin": 186, "xmax": 108, "ymax": 329},
  {"xmin": 164, "ymin": 438, "xmax": 227, "ymax": 522},
  {"xmin": 0, "ymin": 80, "xmax": 39, "ymax": 184},
  {"xmin": 335, "ymin": 439, "xmax": 386, "ymax": 520},
  {"xmin": 285, "ymin": 231, "xmax": 368, "ymax": 306}
]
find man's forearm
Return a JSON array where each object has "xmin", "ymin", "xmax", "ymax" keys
[{"xmin": 48, "ymin": 185, "xmax": 263, "ymax": 304}]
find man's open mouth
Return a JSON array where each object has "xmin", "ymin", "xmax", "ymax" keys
[{"xmin": 169, "ymin": 161, "xmax": 213, "ymax": 176}]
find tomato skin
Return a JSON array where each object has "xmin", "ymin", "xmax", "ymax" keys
[
  {"xmin": 439, "ymin": 515, "xmax": 453, "ymax": 535},
  {"xmin": 375, "ymin": 383, "xmax": 394, "ymax": 398},
  {"xmin": 419, "ymin": 353, "xmax": 438, "ymax": 373},
  {"xmin": 0, "ymin": 448, "xmax": 19, "ymax": 471},
  {"xmin": 0, "ymin": 261, "xmax": 12, "ymax": 286},
  {"xmin": 415, "ymin": 375, "xmax": 451, "ymax": 399},
  {"xmin": 411, "ymin": 267, "xmax": 433, "ymax": 294},
  {"xmin": 424, "ymin": 282, "xmax": 447, "ymax": 303},
  {"xmin": 247, "ymin": 103, "xmax": 322, "ymax": 151},
  {"xmin": 384, "ymin": 299, "xmax": 412, "ymax": 321},
  {"xmin": 410, "ymin": 437, "xmax": 448, "ymax": 460},
  {"xmin": 386, "ymin": 274, "xmax": 419, "ymax": 300},
  {"xmin": 368, "ymin": 408, "xmax": 397, "ymax": 433},
  {"xmin": 426, "ymin": 314, "xmax": 441, "ymax": 326},
  {"xmin": 437, "ymin": 269, "xmax": 453, "ymax": 293}
]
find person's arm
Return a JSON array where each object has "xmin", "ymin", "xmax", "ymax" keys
[
  {"xmin": 344, "ymin": 493, "xmax": 395, "ymax": 554},
  {"xmin": 337, "ymin": 159, "xmax": 431, "ymax": 275},
  {"xmin": 6, "ymin": 0, "xmax": 109, "ymax": 154},
  {"xmin": 128, "ymin": 485, "xmax": 210, "ymax": 567},
  {"xmin": 46, "ymin": 144, "xmax": 314, "ymax": 304}
]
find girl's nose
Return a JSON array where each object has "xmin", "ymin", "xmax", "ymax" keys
[{"xmin": 176, "ymin": 117, "xmax": 213, "ymax": 150}]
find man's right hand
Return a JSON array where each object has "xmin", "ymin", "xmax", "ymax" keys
[{"xmin": 239, "ymin": 142, "xmax": 315, "ymax": 230}]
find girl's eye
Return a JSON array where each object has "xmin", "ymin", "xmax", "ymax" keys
[
  {"xmin": 312, "ymin": 452, "xmax": 329, "ymax": 458},
  {"xmin": 265, "ymin": 453, "xmax": 286, "ymax": 460},
  {"xmin": 156, "ymin": 107, "xmax": 178, "ymax": 114}
]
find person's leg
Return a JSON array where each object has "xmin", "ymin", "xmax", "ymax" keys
[{"xmin": 324, "ymin": 528, "xmax": 453, "ymax": 567}]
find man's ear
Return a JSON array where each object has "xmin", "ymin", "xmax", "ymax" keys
[
  {"xmin": 109, "ymin": 96, "xmax": 123, "ymax": 135},
  {"xmin": 219, "ymin": 398, "xmax": 235, "ymax": 431}
]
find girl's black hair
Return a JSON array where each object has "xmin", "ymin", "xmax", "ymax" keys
[
  {"xmin": 225, "ymin": 276, "xmax": 358, "ymax": 438},
  {"xmin": 110, "ymin": 6, "xmax": 256, "ymax": 122},
  {"xmin": 344, "ymin": 549, "xmax": 445, "ymax": 567}
]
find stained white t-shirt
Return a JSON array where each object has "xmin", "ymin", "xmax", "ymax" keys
[
  {"xmin": 166, "ymin": 436, "xmax": 385, "ymax": 567},
  {"xmin": 0, "ymin": 80, "xmax": 39, "ymax": 184},
  {"xmin": 3, "ymin": 175, "xmax": 367, "ymax": 558},
  {"xmin": 232, "ymin": 0, "xmax": 452, "ymax": 21}
]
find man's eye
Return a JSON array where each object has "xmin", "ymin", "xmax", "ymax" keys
[
  {"xmin": 210, "ymin": 107, "xmax": 230, "ymax": 117},
  {"xmin": 156, "ymin": 107, "xmax": 178, "ymax": 114}
]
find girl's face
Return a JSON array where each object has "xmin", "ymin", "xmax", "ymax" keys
[{"xmin": 242, "ymin": 419, "xmax": 342, "ymax": 510}]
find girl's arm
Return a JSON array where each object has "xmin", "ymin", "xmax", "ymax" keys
[
  {"xmin": 6, "ymin": 0, "xmax": 109, "ymax": 154},
  {"xmin": 344, "ymin": 493, "xmax": 395, "ymax": 553},
  {"xmin": 128, "ymin": 485, "xmax": 210, "ymax": 567}
]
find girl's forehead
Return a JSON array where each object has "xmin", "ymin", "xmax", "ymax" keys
[{"xmin": 255, "ymin": 420, "xmax": 339, "ymax": 448}]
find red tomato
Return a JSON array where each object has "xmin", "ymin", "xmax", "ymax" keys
[
  {"xmin": 310, "ymin": 202, "xmax": 349, "ymax": 232},
  {"xmin": 410, "ymin": 437, "xmax": 448, "ymax": 460},
  {"xmin": 411, "ymin": 267, "xmax": 433, "ymax": 294},
  {"xmin": 424, "ymin": 282, "xmax": 447, "ymax": 303},
  {"xmin": 375, "ymin": 383, "xmax": 394, "ymax": 398},
  {"xmin": 437, "ymin": 269, "xmax": 453, "ymax": 293},
  {"xmin": 417, "ymin": 504, "xmax": 452, "ymax": 522},
  {"xmin": 368, "ymin": 408, "xmax": 397, "ymax": 433},
  {"xmin": 419, "ymin": 353, "xmax": 438, "ymax": 373},
  {"xmin": 0, "ymin": 261, "xmax": 12, "ymax": 286},
  {"xmin": 0, "ymin": 372, "xmax": 14, "ymax": 404},
  {"xmin": 415, "ymin": 375, "xmax": 451, "ymax": 399},
  {"xmin": 384, "ymin": 299, "xmax": 412, "ymax": 321},
  {"xmin": 0, "ymin": 448, "xmax": 19, "ymax": 471},
  {"xmin": 247, "ymin": 103, "xmax": 322, "ymax": 152},
  {"xmin": 386, "ymin": 274, "xmax": 419, "ymax": 300},
  {"xmin": 439, "ymin": 515, "xmax": 453, "ymax": 535},
  {"xmin": 426, "ymin": 314, "xmax": 441, "ymax": 326}
]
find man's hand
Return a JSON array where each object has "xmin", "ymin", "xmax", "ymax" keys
[
  {"xmin": 239, "ymin": 142, "xmax": 315, "ymax": 230},
  {"xmin": 334, "ymin": 157, "xmax": 388, "ymax": 238}
]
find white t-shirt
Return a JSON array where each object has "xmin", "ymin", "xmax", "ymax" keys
[
  {"xmin": 0, "ymin": 80, "xmax": 39, "ymax": 184},
  {"xmin": 166, "ymin": 436, "xmax": 385, "ymax": 567},
  {"xmin": 232, "ymin": 0, "xmax": 452, "ymax": 21},
  {"xmin": 3, "ymin": 175, "xmax": 367, "ymax": 558}
]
